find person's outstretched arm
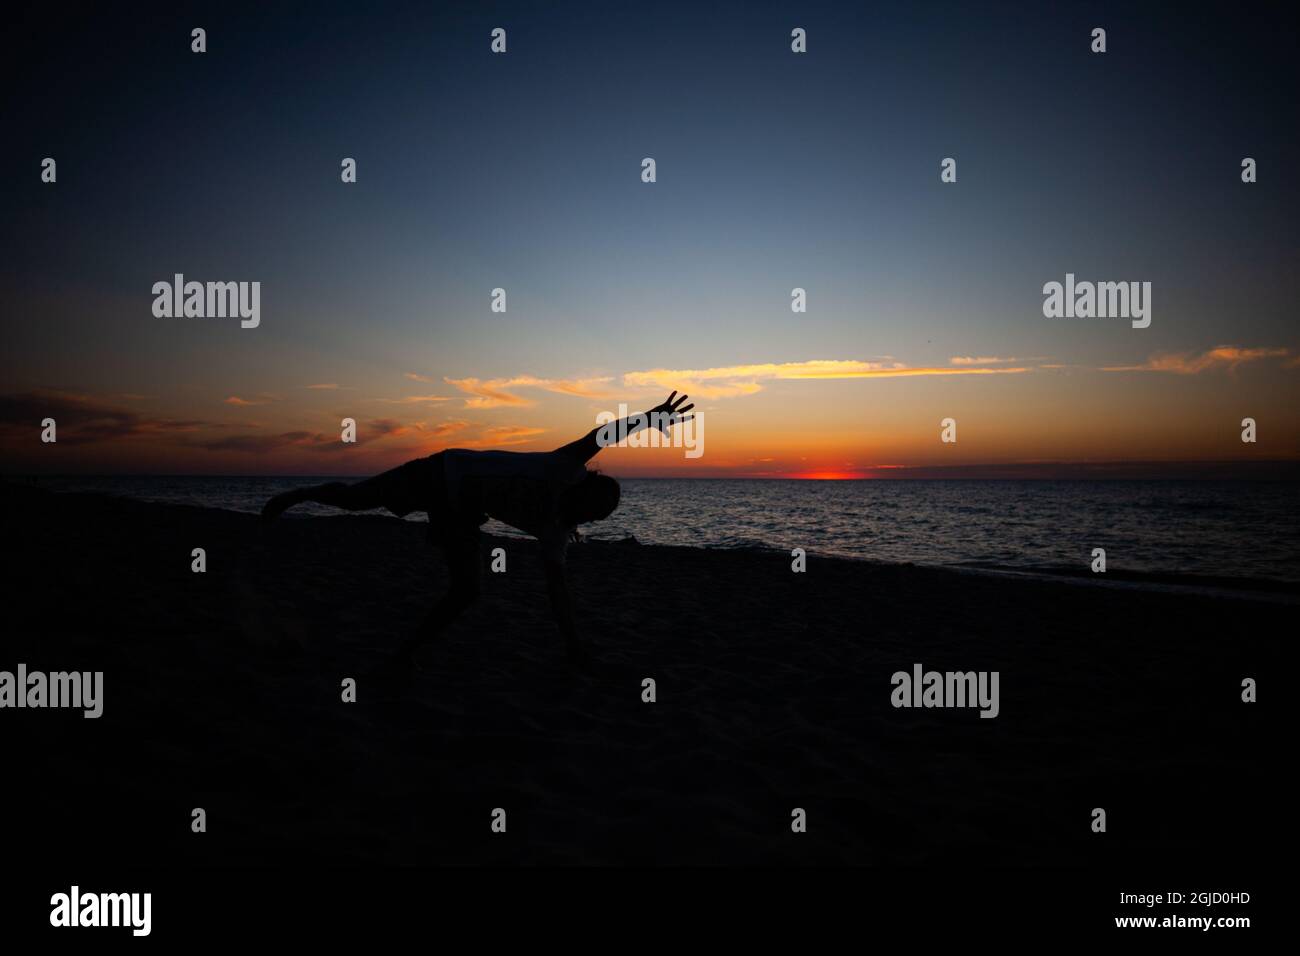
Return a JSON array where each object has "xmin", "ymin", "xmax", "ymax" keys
[{"xmin": 553, "ymin": 391, "xmax": 694, "ymax": 464}]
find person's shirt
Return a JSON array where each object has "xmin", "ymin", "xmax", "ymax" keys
[{"xmin": 439, "ymin": 449, "xmax": 586, "ymax": 563}]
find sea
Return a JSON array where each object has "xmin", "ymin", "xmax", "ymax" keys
[
  {"xmin": 14, "ymin": 476, "xmax": 1300, "ymax": 594},
  {"xmin": 20, "ymin": 476, "xmax": 1300, "ymax": 595}
]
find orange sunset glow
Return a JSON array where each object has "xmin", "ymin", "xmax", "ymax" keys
[{"xmin": 5, "ymin": 349, "xmax": 1297, "ymax": 478}]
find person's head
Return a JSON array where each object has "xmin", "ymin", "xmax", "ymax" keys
[{"xmin": 559, "ymin": 470, "xmax": 621, "ymax": 526}]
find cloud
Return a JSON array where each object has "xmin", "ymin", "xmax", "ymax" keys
[
  {"xmin": 1102, "ymin": 346, "xmax": 1292, "ymax": 374},
  {"xmin": 625, "ymin": 378, "xmax": 765, "ymax": 399},
  {"xmin": 0, "ymin": 388, "xmax": 482, "ymax": 460},
  {"xmin": 305, "ymin": 383, "xmax": 340, "ymax": 390},
  {"xmin": 511, "ymin": 375, "xmax": 614, "ymax": 398},
  {"xmin": 444, "ymin": 378, "xmax": 534, "ymax": 408},
  {"xmin": 419, "ymin": 419, "xmax": 470, "ymax": 437},
  {"xmin": 0, "ymin": 390, "xmax": 216, "ymax": 446},
  {"xmin": 459, "ymin": 425, "xmax": 548, "ymax": 447},
  {"xmin": 449, "ymin": 361, "xmax": 1030, "ymax": 405},
  {"xmin": 623, "ymin": 359, "xmax": 1030, "ymax": 398},
  {"xmin": 365, "ymin": 418, "xmax": 407, "ymax": 436},
  {"xmin": 950, "ymin": 355, "xmax": 1034, "ymax": 365},
  {"xmin": 196, "ymin": 431, "xmax": 324, "ymax": 454},
  {"xmin": 405, "ymin": 372, "xmax": 436, "ymax": 383},
  {"xmin": 223, "ymin": 393, "xmax": 281, "ymax": 406},
  {"xmin": 196, "ymin": 418, "xmax": 414, "ymax": 454},
  {"xmin": 445, "ymin": 375, "xmax": 614, "ymax": 408},
  {"xmin": 371, "ymin": 394, "xmax": 454, "ymax": 405}
]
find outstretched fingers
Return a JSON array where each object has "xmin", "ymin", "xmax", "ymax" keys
[{"xmin": 649, "ymin": 392, "xmax": 693, "ymax": 431}]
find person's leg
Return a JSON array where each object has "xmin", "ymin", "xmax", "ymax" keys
[
  {"xmin": 262, "ymin": 480, "xmax": 373, "ymax": 520},
  {"xmin": 262, "ymin": 458, "xmax": 430, "ymax": 520},
  {"xmin": 394, "ymin": 530, "xmax": 481, "ymax": 663}
]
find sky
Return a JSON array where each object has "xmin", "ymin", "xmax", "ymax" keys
[{"xmin": 2, "ymin": 1, "xmax": 1297, "ymax": 478}]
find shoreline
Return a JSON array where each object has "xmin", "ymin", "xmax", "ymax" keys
[{"xmin": 7, "ymin": 479, "xmax": 1296, "ymax": 601}]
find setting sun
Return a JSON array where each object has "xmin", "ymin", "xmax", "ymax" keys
[{"xmin": 785, "ymin": 471, "xmax": 868, "ymax": 480}]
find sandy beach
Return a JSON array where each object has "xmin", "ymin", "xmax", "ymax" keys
[{"xmin": 3, "ymin": 482, "xmax": 1285, "ymax": 867}]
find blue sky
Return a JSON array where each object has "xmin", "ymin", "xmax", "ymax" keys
[{"xmin": 2, "ymin": 1, "xmax": 1296, "ymax": 475}]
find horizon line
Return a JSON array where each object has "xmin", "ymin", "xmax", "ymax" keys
[{"xmin": 6, "ymin": 459, "xmax": 1300, "ymax": 482}]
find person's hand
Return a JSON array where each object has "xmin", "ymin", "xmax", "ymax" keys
[{"xmin": 646, "ymin": 391, "xmax": 694, "ymax": 435}]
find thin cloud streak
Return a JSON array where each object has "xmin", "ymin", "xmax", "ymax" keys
[
  {"xmin": 445, "ymin": 375, "xmax": 614, "ymax": 408},
  {"xmin": 458, "ymin": 425, "xmax": 548, "ymax": 447},
  {"xmin": 950, "ymin": 355, "xmax": 1037, "ymax": 365},
  {"xmin": 623, "ymin": 359, "xmax": 1031, "ymax": 398},
  {"xmin": 224, "ymin": 394, "xmax": 281, "ymax": 407},
  {"xmin": 371, "ymin": 394, "xmax": 455, "ymax": 405},
  {"xmin": 1102, "ymin": 346, "xmax": 1292, "ymax": 374}
]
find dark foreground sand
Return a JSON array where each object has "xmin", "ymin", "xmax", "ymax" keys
[{"xmin": 2, "ymin": 483, "xmax": 1286, "ymax": 866}]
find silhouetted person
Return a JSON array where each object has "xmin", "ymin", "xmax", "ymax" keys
[{"xmin": 262, "ymin": 392, "xmax": 693, "ymax": 663}]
